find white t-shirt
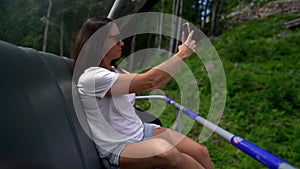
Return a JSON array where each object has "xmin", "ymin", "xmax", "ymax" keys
[{"xmin": 77, "ymin": 67, "xmax": 144, "ymax": 157}]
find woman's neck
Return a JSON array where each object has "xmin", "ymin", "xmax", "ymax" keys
[{"xmin": 99, "ymin": 57, "xmax": 113, "ymax": 71}]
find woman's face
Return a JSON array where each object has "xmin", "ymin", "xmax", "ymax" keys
[{"xmin": 104, "ymin": 23, "xmax": 124, "ymax": 60}]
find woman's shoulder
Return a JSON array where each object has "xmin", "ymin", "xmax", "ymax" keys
[
  {"xmin": 84, "ymin": 67, "xmax": 110, "ymax": 73},
  {"xmin": 81, "ymin": 67, "xmax": 118, "ymax": 77},
  {"xmin": 79, "ymin": 67, "xmax": 118, "ymax": 84},
  {"xmin": 112, "ymin": 66, "xmax": 129, "ymax": 74}
]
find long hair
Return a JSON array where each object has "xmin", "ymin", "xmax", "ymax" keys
[
  {"xmin": 72, "ymin": 17, "xmax": 113, "ymax": 82},
  {"xmin": 73, "ymin": 17, "xmax": 113, "ymax": 65}
]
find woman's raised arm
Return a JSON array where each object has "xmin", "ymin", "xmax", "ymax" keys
[{"xmin": 108, "ymin": 31, "xmax": 196, "ymax": 96}]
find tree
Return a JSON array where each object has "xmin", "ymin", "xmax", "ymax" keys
[
  {"xmin": 42, "ymin": 0, "xmax": 52, "ymax": 52},
  {"xmin": 0, "ymin": 0, "xmax": 45, "ymax": 49}
]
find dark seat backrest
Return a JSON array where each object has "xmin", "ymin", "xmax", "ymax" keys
[{"xmin": 0, "ymin": 40, "xmax": 103, "ymax": 169}]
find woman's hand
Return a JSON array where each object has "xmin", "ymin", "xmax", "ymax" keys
[{"xmin": 177, "ymin": 30, "xmax": 196, "ymax": 60}]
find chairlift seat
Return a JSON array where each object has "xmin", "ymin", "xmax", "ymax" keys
[{"xmin": 0, "ymin": 40, "xmax": 160, "ymax": 169}]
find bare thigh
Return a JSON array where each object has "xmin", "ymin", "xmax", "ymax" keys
[
  {"xmin": 119, "ymin": 137, "xmax": 205, "ymax": 169},
  {"xmin": 119, "ymin": 127, "xmax": 213, "ymax": 169},
  {"xmin": 153, "ymin": 127, "xmax": 214, "ymax": 169},
  {"xmin": 119, "ymin": 138, "xmax": 174, "ymax": 169},
  {"xmin": 152, "ymin": 127, "xmax": 199, "ymax": 155}
]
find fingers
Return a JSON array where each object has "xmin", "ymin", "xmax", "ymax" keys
[
  {"xmin": 184, "ymin": 39, "xmax": 196, "ymax": 52},
  {"xmin": 181, "ymin": 31, "xmax": 186, "ymax": 43},
  {"xmin": 185, "ymin": 41, "xmax": 196, "ymax": 52},
  {"xmin": 178, "ymin": 29, "xmax": 197, "ymax": 59},
  {"xmin": 186, "ymin": 30, "xmax": 194, "ymax": 42},
  {"xmin": 183, "ymin": 30, "xmax": 196, "ymax": 51},
  {"xmin": 182, "ymin": 30, "xmax": 194, "ymax": 44}
]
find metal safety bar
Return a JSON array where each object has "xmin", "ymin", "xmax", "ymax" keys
[{"xmin": 135, "ymin": 95, "xmax": 297, "ymax": 169}]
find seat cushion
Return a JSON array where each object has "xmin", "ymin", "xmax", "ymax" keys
[{"xmin": 0, "ymin": 41, "xmax": 102, "ymax": 169}]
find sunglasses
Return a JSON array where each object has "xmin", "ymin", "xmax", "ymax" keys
[{"xmin": 108, "ymin": 34, "xmax": 122, "ymax": 45}]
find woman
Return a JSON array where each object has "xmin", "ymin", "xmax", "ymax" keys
[{"xmin": 73, "ymin": 16, "xmax": 214, "ymax": 169}]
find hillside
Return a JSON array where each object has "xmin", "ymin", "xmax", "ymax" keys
[
  {"xmin": 225, "ymin": 0, "xmax": 300, "ymax": 30},
  {"xmin": 135, "ymin": 13, "xmax": 300, "ymax": 168},
  {"xmin": 207, "ymin": 13, "xmax": 300, "ymax": 168}
]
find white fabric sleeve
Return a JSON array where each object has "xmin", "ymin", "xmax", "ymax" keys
[{"xmin": 77, "ymin": 67, "xmax": 119, "ymax": 98}]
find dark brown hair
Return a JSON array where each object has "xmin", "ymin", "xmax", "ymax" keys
[{"xmin": 73, "ymin": 16, "xmax": 113, "ymax": 66}]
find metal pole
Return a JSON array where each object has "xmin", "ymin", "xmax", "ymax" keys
[
  {"xmin": 135, "ymin": 95, "xmax": 297, "ymax": 169},
  {"xmin": 164, "ymin": 97, "xmax": 297, "ymax": 169},
  {"xmin": 107, "ymin": 0, "xmax": 123, "ymax": 19}
]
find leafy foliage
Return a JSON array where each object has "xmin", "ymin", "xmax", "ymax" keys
[
  {"xmin": 136, "ymin": 13, "xmax": 300, "ymax": 168},
  {"xmin": 0, "ymin": 0, "xmax": 113, "ymax": 57},
  {"xmin": 203, "ymin": 14, "xmax": 300, "ymax": 168}
]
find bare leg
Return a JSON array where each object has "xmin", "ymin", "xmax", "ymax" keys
[
  {"xmin": 119, "ymin": 138, "xmax": 204, "ymax": 169},
  {"xmin": 152, "ymin": 127, "xmax": 214, "ymax": 169}
]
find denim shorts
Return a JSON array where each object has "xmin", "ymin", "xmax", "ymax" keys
[{"xmin": 102, "ymin": 123, "xmax": 161, "ymax": 169}]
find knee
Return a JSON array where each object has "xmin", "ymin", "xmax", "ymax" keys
[
  {"xmin": 150, "ymin": 138, "xmax": 174, "ymax": 155},
  {"xmin": 155, "ymin": 148, "xmax": 182, "ymax": 167},
  {"xmin": 151, "ymin": 139, "xmax": 181, "ymax": 166},
  {"xmin": 196, "ymin": 144, "xmax": 210, "ymax": 157}
]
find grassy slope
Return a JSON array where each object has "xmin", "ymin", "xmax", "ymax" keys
[
  {"xmin": 206, "ymin": 14, "xmax": 300, "ymax": 168},
  {"xmin": 136, "ymin": 13, "xmax": 300, "ymax": 168}
]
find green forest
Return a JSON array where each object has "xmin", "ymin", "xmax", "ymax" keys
[{"xmin": 1, "ymin": 0, "xmax": 299, "ymax": 168}]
